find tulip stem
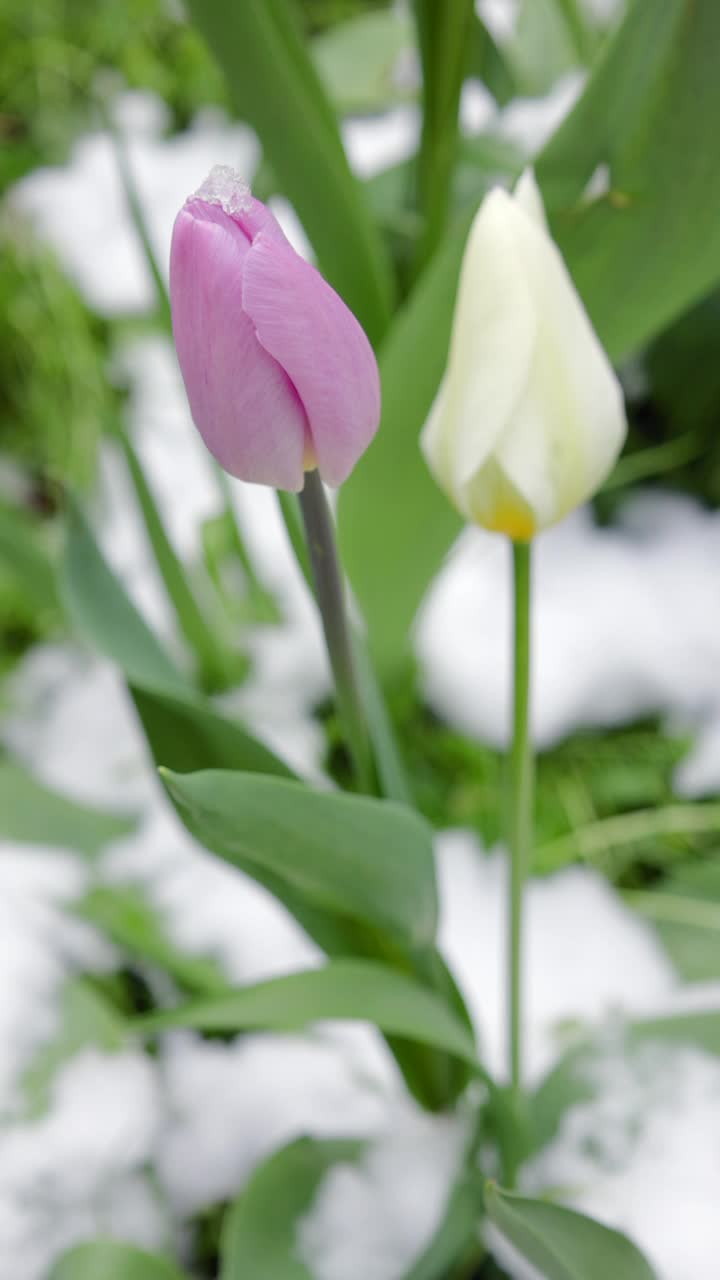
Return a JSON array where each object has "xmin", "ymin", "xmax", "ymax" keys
[
  {"xmin": 299, "ymin": 469, "xmax": 374, "ymax": 793},
  {"xmin": 507, "ymin": 539, "xmax": 533, "ymax": 1186}
]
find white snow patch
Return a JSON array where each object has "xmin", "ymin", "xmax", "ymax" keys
[
  {"xmin": 524, "ymin": 1041, "xmax": 720, "ymax": 1280},
  {"xmin": 417, "ymin": 494, "xmax": 720, "ymax": 794},
  {"xmin": 342, "ymin": 107, "xmax": 419, "ymax": 179},
  {"xmin": 0, "ymin": 1050, "xmax": 164, "ymax": 1279},
  {"xmin": 0, "ymin": 848, "xmax": 106, "ymax": 1110},
  {"xmin": 155, "ymin": 1028, "xmax": 404, "ymax": 1214},
  {"xmin": 298, "ymin": 1112, "xmax": 467, "ymax": 1280},
  {"xmin": 499, "ymin": 71, "xmax": 586, "ymax": 156},
  {"xmin": 11, "ymin": 92, "xmax": 258, "ymax": 316},
  {"xmin": 437, "ymin": 831, "xmax": 676, "ymax": 1084}
]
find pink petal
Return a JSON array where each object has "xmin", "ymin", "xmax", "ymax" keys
[
  {"xmin": 170, "ymin": 201, "xmax": 308, "ymax": 491},
  {"xmin": 241, "ymin": 230, "xmax": 381, "ymax": 487}
]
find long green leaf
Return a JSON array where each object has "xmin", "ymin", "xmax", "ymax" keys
[
  {"xmin": 161, "ymin": 768, "xmax": 437, "ymax": 947},
  {"xmin": 485, "ymin": 1184, "xmax": 657, "ymax": 1280},
  {"xmin": 77, "ymin": 885, "xmax": 227, "ymax": 994},
  {"xmin": 61, "ymin": 498, "xmax": 293, "ymax": 780},
  {"xmin": 338, "ymin": 221, "xmax": 468, "ymax": 672},
  {"xmin": 0, "ymin": 762, "xmax": 135, "ymax": 856},
  {"xmin": 49, "ymin": 1241, "xmax": 187, "ymax": 1280},
  {"xmin": 538, "ymin": 0, "xmax": 720, "ymax": 359},
  {"xmin": 118, "ymin": 431, "xmax": 233, "ymax": 690},
  {"xmin": 130, "ymin": 685, "xmax": 293, "ymax": 779},
  {"xmin": 220, "ymin": 1137, "xmax": 364, "ymax": 1280},
  {"xmin": 62, "ymin": 497, "xmax": 188, "ymax": 699},
  {"xmin": 413, "ymin": 0, "xmax": 475, "ymax": 272},
  {"xmin": 137, "ymin": 959, "xmax": 479, "ymax": 1068},
  {"xmin": 183, "ymin": 0, "xmax": 394, "ymax": 343}
]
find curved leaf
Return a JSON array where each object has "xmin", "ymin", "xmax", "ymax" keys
[
  {"xmin": 61, "ymin": 499, "xmax": 292, "ymax": 780},
  {"xmin": 220, "ymin": 1137, "xmax": 364, "ymax": 1280},
  {"xmin": 161, "ymin": 768, "xmax": 438, "ymax": 947},
  {"xmin": 538, "ymin": 0, "xmax": 720, "ymax": 359},
  {"xmin": 0, "ymin": 761, "xmax": 135, "ymax": 856},
  {"xmin": 485, "ymin": 1184, "xmax": 657, "ymax": 1280},
  {"xmin": 137, "ymin": 958, "xmax": 479, "ymax": 1068},
  {"xmin": 49, "ymin": 1241, "xmax": 187, "ymax": 1280}
]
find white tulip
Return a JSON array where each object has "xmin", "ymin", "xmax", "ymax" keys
[{"xmin": 421, "ymin": 170, "xmax": 627, "ymax": 539}]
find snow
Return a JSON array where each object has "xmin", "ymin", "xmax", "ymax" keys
[
  {"xmin": 417, "ymin": 495, "xmax": 720, "ymax": 797},
  {"xmin": 298, "ymin": 1112, "xmax": 467, "ymax": 1280},
  {"xmin": 0, "ymin": 1050, "xmax": 165, "ymax": 1276},
  {"xmin": 4, "ymin": 81, "xmax": 720, "ymax": 1280},
  {"xmin": 523, "ymin": 1040, "xmax": 720, "ymax": 1280},
  {"xmin": 436, "ymin": 832, "xmax": 677, "ymax": 1085}
]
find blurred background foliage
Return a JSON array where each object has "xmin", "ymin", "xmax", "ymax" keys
[{"xmin": 2, "ymin": 0, "xmax": 720, "ymax": 887}]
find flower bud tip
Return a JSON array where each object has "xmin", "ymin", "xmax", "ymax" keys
[{"xmin": 189, "ymin": 164, "xmax": 253, "ymax": 217}]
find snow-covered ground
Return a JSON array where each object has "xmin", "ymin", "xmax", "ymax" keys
[{"xmin": 4, "ymin": 62, "xmax": 720, "ymax": 1280}]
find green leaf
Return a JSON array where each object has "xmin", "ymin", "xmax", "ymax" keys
[
  {"xmin": 312, "ymin": 10, "xmax": 414, "ymax": 115},
  {"xmin": 0, "ymin": 761, "xmax": 135, "ymax": 856},
  {"xmin": 413, "ymin": 0, "xmax": 476, "ymax": 272},
  {"xmin": 49, "ymin": 1241, "xmax": 187, "ymax": 1280},
  {"xmin": 130, "ymin": 685, "xmax": 293, "ymax": 780},
  {"xmin": 183, "ymin": 0, "xmax": 394, "ymax": 344},
  {"xmin": 508, "ymin": 0, "xmax": 590, "ymax": 96},
  {"xmin": 632, "ymin": 1008, "xmax": 720, "ymax": 1058},
  {"xmin": 21, "ymin": 979, "xmax": 127, "ymax": 1117},
  {"xmin": 77, "ymin": 885, "xmax": 227, "ymax": 994},
  {"xmin": 0, "ymin": 499, "xmax": 58, "ymax": 614},
  {"xmin": 62, "ymin": 497, "xmax": 188, "ymax": 699},
  {"xmin": 338, "ymin": 221, "xmax": 468, "ymax": 672},
  {"xmin": 537, "ymin": 0, "xmax": 720, "ymax": 360},
  {"xmin": 485, "ymin": 1184, "xmax": 658, "ymax": 1280},
  {"xmin": 61, "ymin": 498, "xmax": 293, "ymax": 780},
  {"xmin": 118, "ymin": 431, "xmax": 234, "ymax": 690},
  {"xmin": 403, "ymin": 1168, "xmax": 483, "ymax": 1280},
  {"xmin": 162, "ymin": 764, "xmax": 428, "ymax": 931},
  {"xmin": 220, "ymin": 1137, "xmax": 364, "ymax": 1280},
  {"xmin": 627, "ymin": 876, "xmax": 720, "ymax": 982},
  {"xmin": 161, "ymin": 768, "xmax": 437, "ymax": 947},
  {"xmin": 467, "ymin": 15, "xmax": 517, "ymax": 106},
  {"xmin": 137, "ymin": 959, "xmax": 479, "ymax": 1068}
]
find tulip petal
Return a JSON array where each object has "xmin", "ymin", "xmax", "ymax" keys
[
  {"xmin": 513, "ymin": 168, "xmax": 548, "ymax": 230},
  {"xmin": 493, "ymin": 199, "xmax": 626, "ymax": 525},
  {"xmin": 170, "ymin": 203, "xmax": 308, "ymax": 491},
  {"xmin": 462, "ymin": 455, "xmax": 536, "ymax": 540},
  {"xmin": 421, "ymin": 188, "xmax": 537, "ymax": 496},
  {"xmin": 241, "ymin": 231, "xmax": 381, "ymax": 487}
]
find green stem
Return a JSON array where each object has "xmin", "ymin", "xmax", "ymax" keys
[
  {"xmin": 278, "ymin": 487, "xmax": 411, "ymax": 805},
  {"xmin": 507, "ymin": 540, "xmax": 533, "ymax": 1185},
  {"xmin": 298, "ymin": 470, "xmax": 374, "ymax": 793}
]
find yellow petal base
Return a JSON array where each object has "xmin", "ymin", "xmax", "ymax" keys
[{"xmin": 484, "ymin": 504, "xmax": 535, "ymax": 541}]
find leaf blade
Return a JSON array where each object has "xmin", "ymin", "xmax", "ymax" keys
[
  {"xmin": 137, "ymin": 958, "xmax": 480, "ymax": 1068},
  {"xmin": 485, "ymin": 1184, "xmax": 658, "ymax": 1280}
]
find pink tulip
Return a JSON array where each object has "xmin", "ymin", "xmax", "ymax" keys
[{"xmin": 169, "ymin": 166, "xmax": 381, "ymax": 491}]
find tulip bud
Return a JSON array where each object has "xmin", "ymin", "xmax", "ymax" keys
[
  {"xmin": 169, "ymin": 166, "xmax": 380, "ymax": 492},
  {"xmin": 421, "ymin": 170, "xmax": 627, "ymax": 539}
]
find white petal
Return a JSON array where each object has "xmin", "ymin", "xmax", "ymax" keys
[
  {"xmin": 492, "ymin": 195, "xmax": 626, "ymax": 526},
  {"xmin": 427, "ymin": 188, "xmax": 538, "ymax": 493},
  {"xmin": 513, "ymin": 168, "xmax": 548, "ymax": 229}
]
